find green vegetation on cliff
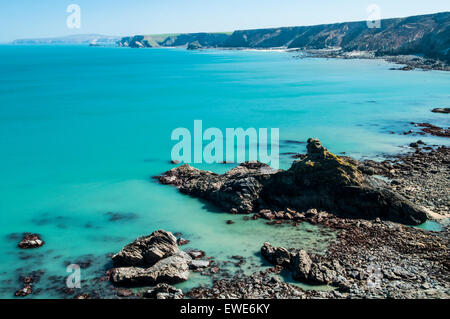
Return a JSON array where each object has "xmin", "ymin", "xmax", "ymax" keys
[{"xmin": 118, "ymin": 12, "xmax": 449, "ymax": 63}]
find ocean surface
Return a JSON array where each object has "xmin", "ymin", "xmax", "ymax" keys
[{"xmin": 0, "ymin": 45, "xmax": 448, "ymax": 298}]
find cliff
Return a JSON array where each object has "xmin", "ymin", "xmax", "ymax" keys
[
  {"xmin": 223, "ymin": 12, "xmax": 450, "ymax": 63},
  {"xmin": 118, "ymin": 12, "xmax": 449, "ymax": 64}
]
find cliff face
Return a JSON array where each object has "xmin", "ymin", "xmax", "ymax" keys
[
  {"xmin": 117, "ymin": 12, "xmax": 449, "ymax": 63},
  {"xmin": 222, "ymin": 12, "xmax": 450, "ymax": 62}
]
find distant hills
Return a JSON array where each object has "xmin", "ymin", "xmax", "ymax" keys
[
  {"xmin": 12, "ymin": 34, "xmax": 120, "ymax": 45},
  {"xmin": 118, "ymin": 12, "xmax": 450, "ymax": 63}
]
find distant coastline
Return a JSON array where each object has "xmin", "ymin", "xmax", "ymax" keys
[{"xmin": 116, "ymin": 11, "xmax": 450, "ymax": 71}]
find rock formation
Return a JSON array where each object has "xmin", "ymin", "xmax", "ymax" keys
[
  {"xmin": 156, "ymin": 138, "xmax": 428, "ymax": 225},
  {"xmin": 18, "ymin": 233, "xmax": 44, "ymax": 249},
  {"xmin": 110, "ymin": 230, "xmax": 192, "ymax": 286}
]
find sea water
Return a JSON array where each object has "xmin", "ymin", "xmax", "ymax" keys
[{"xmin": 0, "ymin": 45, "xmax": 448, "ymax": 298}]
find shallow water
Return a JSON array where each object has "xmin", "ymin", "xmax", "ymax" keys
[
  {"xmin": 0, "ymin": 45, "xmax": 448, "ymax": 298},
  {"xmin": 416, "ymin": 220, "xmax": 445, "ymax": 232}
]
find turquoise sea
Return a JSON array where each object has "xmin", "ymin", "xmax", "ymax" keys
[{"xmin": 0, "ymin": 45, "xmax": 448, "ymax": 298}]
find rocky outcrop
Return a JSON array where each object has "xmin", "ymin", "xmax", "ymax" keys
[
  {"xmin": 110, "ymin": 230, "xmax": 191, "ymax": 286},
  {"xmin": 258, "ymin": 214, "xmax": 450, "ymax": 298},
  {"xmin": 414, "ymin": 123, "xmax": 450, "ymax": 137},
  {"xmin": 260, "ymin": 242, "xmax": 291, "ymax": 267},
  {"xmin": 118, "ymin": 33, "xmax": 229, "ymax": 49},
  {"xmin": 161, "ymin": 33, "xmax": 229, "ymax": 47},
  {"xmin": 223, "ymin": 12, "xmax": 450, "ymax": 64},
  {"xmin": 156, "ymin": 138, "xmax": 428, "ymax": 225},
  {"xmin": 111, "ymin": 251, "xmax": 191, "ymax": 286},
  {"xmin": 432, "ymin": 108, "xmax": 450, "ymax": 114},
  {"xmin": 112, "ymin": 230, "xmax": 179, "ymax": 267},
  {"xmin": 18, "ymin": 233, "xmax": 44, "ymax": 249},
  {"xmin": 187, "ymin": 41, "xmax": 202, "ymax": 50},
  {"xmin": 117, "ymin": 12, "xmax": 449, "ymax": 69},
  {"xmin": 118, "ymin": 35, "xmax": 157, "ymax": 48}
]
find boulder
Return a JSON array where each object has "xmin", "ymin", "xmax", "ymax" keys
[
  {"xmin": 431, "ymin": 108, "xmax": 450, "ymax": 114},
  {"xmin": 18, "ymin": 233, "xmax": 44, "ymax": 249},
  {"xmin": 260, "ymin": 242, "xmax": 291, "ymax": 267},
  {"xmin": 111, "ymin": 251, "xmax": 191, "ymax": 286},
  {"xmin": 156, "ymin": 138, "xmax": 427, "ymax": 225},
  {"xmin": 261, "ymin": 244, "xmax": 343, "ymax": 286},
  {"xmin": 112, "ymin": 230, "xmax": 179, "ymax": 267}
]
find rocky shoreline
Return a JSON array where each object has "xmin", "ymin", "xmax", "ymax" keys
[
  {"xmin": 294, "ymin": 49, "xmax": 450, "ymax": 71},
  {"xmin": 10, "ymin": 140, "xmax": 449, "ymax": 299},
  {"xmin": 151, "ymin": 138, "xmax": 449, "ymax": 299},
  {"xmin": 156, "ymin": 138, "xmax": 428, "ymax": 225},
  {"xmin": 188, "ymin": 216, "xmax": 449, "ymax": 299}
]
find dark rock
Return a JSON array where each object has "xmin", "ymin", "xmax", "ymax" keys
[
  {"xmin": 112, "ymin": 230, "xmax": 179, "ymax": 267},
  {"xmin": 226, "ymin": 220, "xmax": 235, "ymax": 225},
  {"xmin": 116, "ymin": 289, "xmax": 133, "ymax": 297},
  {"xmin": 177, "ymin": 238, "xmax": 190, "ymax": 246},
  {"xmin": 110, "ymin": 230, "xmax": 191, "ymax": 287},
  {"xmin": 156, "ymin": 138, "xmax": 427, "ymax": 225},
  {"xmin": 431, "ymin": 108, "xmax": 450, "ymax": 114},
  {"xmin": 415, "ymin": 123, "xmax": 449, "ymax": 137},
  {"xmin": 260, "ymin": 242, "xmax": 291, "ymax": 267},
  {"xmin": 15, "ymin": 285, "xmax": 32, "ymax": 297},
  {"xmin": 110, "ymin": 251, "xmax": 191, "ymax": 286},
  {"xmin": 18, "ymin": 233, "xmax": 44, "ymax": 249},
  {"xmin": 291, "ymin": 250, "xmax": 313, "ymax": 282},
  {"xmin": 144, "ymin": 283, "xmax": 183, "ymax": 299},
  {"xmin": 187, "ymin": 41, "xmax": 202, "ymax": 50}
]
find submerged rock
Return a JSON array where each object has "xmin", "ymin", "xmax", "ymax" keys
[
  {"xmin": 18, "ymin": 233, "xmax": 44, "ymax": 249},
  {"xmin": 156, "ymin": 138, "xmax": 427, "ymax": 225}
]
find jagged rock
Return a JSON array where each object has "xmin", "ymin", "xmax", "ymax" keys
[
  {"xmin": 187, "ymin": 249, "xmax": 206, "ymax": 259},
  {"xmin": 156, "ymin": 138, "xmax": 427, "ymax": 225},
  {"xmin": 144, "ymin": 283, "xmax": 184, "ymax": 299},
  {"xmin": 291, "ymin": 250, "xmax": 313, "ymax": 282},
  {"xmin": 18, "ymin": 233, "xmax": 44, "ymax": 249},
  {"xmin": 260, "ymin": 242, "xmax": 291, "ymax": 267},
  {"xmin": 112, "ymin": 230, "xmax": 179, "ymax": 267},
  {"xmin": 110, "ymin": 251, "xmax": 191, "ymax": 286}
]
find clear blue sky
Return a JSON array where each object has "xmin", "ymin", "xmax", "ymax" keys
[{"xmin": 1, "ymin": 0, "xmax": 449, "ymax": 42}]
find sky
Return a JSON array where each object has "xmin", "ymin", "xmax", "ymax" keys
[{"xmin": 1, "ymin": 0, "xmax": 449, "ymax": 42}]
